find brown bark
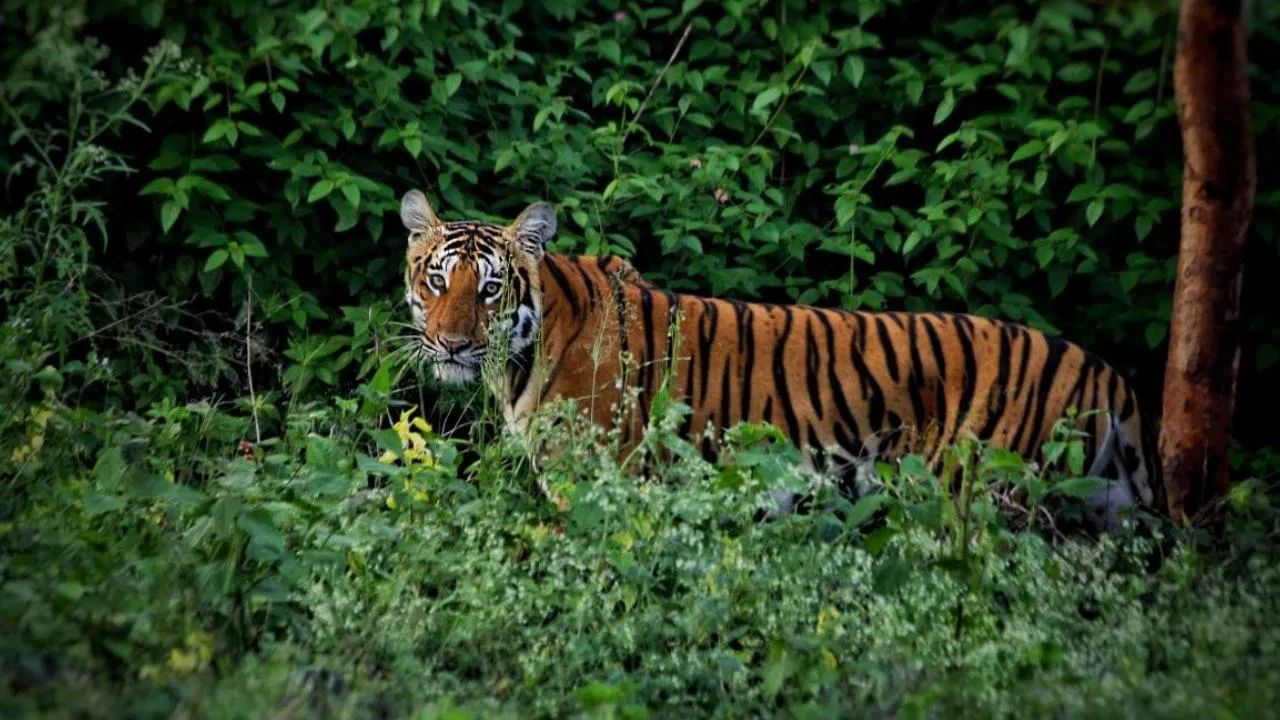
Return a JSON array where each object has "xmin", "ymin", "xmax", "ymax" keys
[{"xmin": 1160, "ymin": 0, "xmax": 1256, "ymax": 523}]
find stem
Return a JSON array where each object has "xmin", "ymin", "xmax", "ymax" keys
[
  {"xmin": 245, "ymin": 280, "xmax": 262, "ymax": 444},
  {"xmin": 622, "ymin": 23, "xmax": 693, "ymax": 146}
]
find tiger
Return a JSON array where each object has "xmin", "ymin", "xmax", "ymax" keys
[{"xmin": 399, "ymin": 189, "xmax": 1159, "ymax": 529}]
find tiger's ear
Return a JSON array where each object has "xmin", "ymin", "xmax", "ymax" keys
[
  {"xmin": 400, "ymin": 189, "xmax": 441, "ymax": 234},
  {"xmin": 510, "ymin": 201, "xmax": 557, "ymax": 260}
]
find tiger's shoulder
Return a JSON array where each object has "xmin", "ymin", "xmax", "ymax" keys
[{"xmin": 559, "ymin": 254, "xmax": 655, "ymax": 289}]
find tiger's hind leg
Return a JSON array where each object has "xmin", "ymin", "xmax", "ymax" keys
[{"xmin": 1080, "ymin": 415, "xmax": 1144, "ymax": 532}]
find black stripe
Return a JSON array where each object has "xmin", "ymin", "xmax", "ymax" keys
[
  {"xmin": 1008, "ymin": 327, "xmax": 1039, "ymax": 450},
  {"xmin": 772, "ymin": 308, "xmax": 801, "ymax": 444},
  {"xmin": 719, "ymin": 350, "xmax": 733, "ymax": 437},
  {"xmin": 1063, "ymin": 354, "xmax": 1091, "ymax": 415},
  {"xmin": 571, "ymin": 262, "xmax": 600, "ymax": 309},
  {"xmin": 885, "ymin": 411, "xmax": 903, "ymax": 454},
  {"xmin": 816, "ymin": 311, "xmax": 864, "ymax": 448},
  {"xmin": 832, "ymin": 421, "xmax": 865, "ymax": 463},
  {"xmin": 850, "ymin": 313, "xmax": 872, "ymax": 399},
  {"xmin": 874, "ymin": 316, "xmax": 901, "ymax": 383},
  {"xmin": 508, "ymin": 343, "xmax": 535, "ymax": 404},
  {"xmin": 1012, "ymin": 326, "xmax": 1032, "ymax": 393},
  {"xmin": 543, "ymin": 257, "xmax": 580, "ymax": 318},
  {"xmin": 539, "ymin": 317, "xmax": 589, "ymax": 403},
  {"xmin": 1118, "ymin": 372, "xmax": 1134, "ymax": 419},
  {"xmin": 976, "ymin": 323, "xmax": 1013, "ymax": 440},
  {"xmin": 944, "ymin": 315, "xmax": 979, "ymax": 447},
  {"xmin": 807, "ymin": 425, "xmax": 828, "ymax": 470},
  {"xmin": 698, "ymin": 300, "xmax": 719, "ymax": 408},
  {"xmin": 848, "ymin": 314, "xmax": 886, "ymax": 432},
  {"xmin": 921, "ymin": 317, "xmax": 949, "ymax": 443},
  {"xmin": 1088, "ymin": 366, "xmax": 1103, "ymax": 418},
  {"xmin": 738, "ymin": 303, "xmax": 755, "ymax": 422},
  {"xmin": 906, "ymin": 315, "xmax": 927, "ymax": 430},
  {"xmin": 803, "ymin": 314, "xmax": 826, "ymax": 420},
  {"xmin": 1021, "ymin": 335, "xmax": 1069, "ymax": 458}
]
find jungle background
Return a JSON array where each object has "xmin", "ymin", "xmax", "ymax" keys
[{"xmin": 2, "ymin": 0, "xmax": 1279, "ymax": 717}]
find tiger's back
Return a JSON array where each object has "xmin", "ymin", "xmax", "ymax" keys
[{"xmin": 531, "ymin": 254, "xmax": 1158, "ymax": 517}]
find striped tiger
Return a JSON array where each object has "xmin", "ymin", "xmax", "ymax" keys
[{"xmin": 400, "ymin": 190, "xmax": 1159, "ymax": 528}]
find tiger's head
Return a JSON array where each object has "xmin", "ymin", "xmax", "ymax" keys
[{"xmin": 400, "ymin": 189, "xmax": 556, "ymax": 383}]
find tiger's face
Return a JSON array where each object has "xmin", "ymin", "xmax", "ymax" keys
[{"xmin": 400, "ymin": 190, "xmax": 556, "ymax": 383}]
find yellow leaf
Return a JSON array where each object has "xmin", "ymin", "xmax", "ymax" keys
[{"xmin": 820, "ymin": 648, "xmax": 838, "ymax": 670}]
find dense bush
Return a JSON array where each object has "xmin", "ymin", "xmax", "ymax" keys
[
  {"xmin": 2, "ymin": 0, "xmax": 1277, "ymax": 433},
  {"xmin": 2, "ymin": 355, "xmax": 1279, "ymax": 718},
  {"xmin": 3, "ymin": 0, "xmax": 1280, "ymax": 717}
]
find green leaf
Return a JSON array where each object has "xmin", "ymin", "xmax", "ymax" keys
[
  {"xmin": 933, "ymin": 91, "xmax": 956, "ymax": 125},
  {"xmin": 271, "ymin": 91, "xmax": 286, "ymax": 112},
  {"xmin": 84, "ymin": 490, "xmax": 126, "ymax": 516},
  {"xmin": 598, "ymin": 39, "xmax": 621, "ymax": 64},
  {"xmin": 1086, "ymin": 198, "xmax": 1104, "ymax": 226},
  {"xmin": 1048, "ymin": 476, "xmax": 1107, "ymax": 499},
  {"xmin": 371, "ymin": 428, "xmax": 403, "ymax": 457},
  {"xmin": 1056, "ymin": 63, "xmax": 1093, "ymax": 83},
  {"xmin": 139, "ymin": 178, "xmax": 175, "ymax": 196},
  {"xmin": 1145, "ymin": 321, "xmax": 1167, "ymax": 348},
  {"xmin": 1135, "ymin": 215, "xmax": 1154, "ymax": 241},
  {"xmin": 846, "ymin": 494, "xmax": 892, "ymax": 529},
  {"xmin": 238, "ymin": 509, "xmax": 287, "ymax": 561},
  {"xmin": 308, "ymin": 180, "xmax": 335, "ymax": 203},
  {"xmin": 341, "ymin": 184, "xmax": 361, "ymax": 208},
  {"xmin": 204, "ymin": 249, "xmax": 229, "ymax": 272},
  {"xmin": 752, "ymin": 86, "xmax": 783, "ymax": 114},
  {"xmin": 1066, "ymin": 184, "xmax": 1096, "ymax": 203},
  {"xmin": 160, "ymin": 201, "xmax": 181, "ymax": 233},
  {"xmin": 1123, "ymin": 70, "xmax": 1156, "ymax": 94},
  {"xmin": 202, "ymin": 121, "xmax": 228, "ymax": 144},
  {"xmin": 1010, "ymin": 140, "xmax": 1044, "ymax": 163},
  {"xmin": 843, "ymin": 56, "xmax": 866, "ymax": 88},
  {"xmin": 92, "ymin": 447, "xmax": 128, "ymax": 490},
  {"xmin": 444, "ymin": 73, "xmax": 462, "ymax": 98},
  {"xmin": 995, "ymin": 83, "xmax": 1021, "ymax": 102}
]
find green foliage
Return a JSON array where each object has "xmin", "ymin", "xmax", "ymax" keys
[
  {"xmin": 2, "ymin": 0, "xmax": 1277, "ymax": 427},
  {"xmin": 3, "ymin": 360, "xmax": 1280, "ymax": 718}
]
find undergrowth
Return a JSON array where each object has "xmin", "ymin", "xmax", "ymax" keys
[{"xmin": 2, "ymin": 343, "xmax": 1279, "ymax": 719}]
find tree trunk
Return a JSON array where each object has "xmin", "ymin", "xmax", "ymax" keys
[{"xmin": 1160, "ymin": 0, "xmax": 1256, "ymax": 523}]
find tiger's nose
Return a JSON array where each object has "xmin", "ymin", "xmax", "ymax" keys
[{"xmin": 438, "ymin": 335, "xmax": 469, "ymax": 352}]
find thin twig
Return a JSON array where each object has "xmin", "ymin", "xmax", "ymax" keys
[
  {"xmin": 76, "ymin": 296, "xmax": 171, "ymax": 343},
  {"xmin": 245, "ymin": 280, "xmax": 262, "ymax": 444},
  {"xmin": 622, "ymin": 23, "xmax": 693, "ymax": 143}
]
